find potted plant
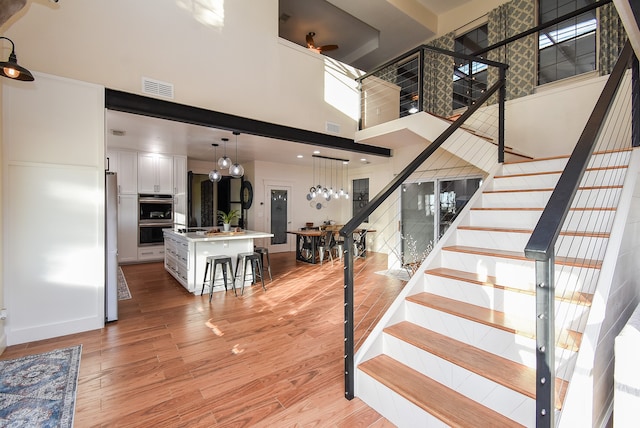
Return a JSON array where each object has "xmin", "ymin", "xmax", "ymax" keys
[{"xmin": 217, "ymin": 209, "xmax": 240, "ymax": 231}]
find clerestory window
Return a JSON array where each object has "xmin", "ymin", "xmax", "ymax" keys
[
  {"xmin": 453, "ymin": 24, "xmax": 488, "ymax": 110},
  {"xmin": 538, "ymin": 0, "xmax": 597, "ymax": 85}
]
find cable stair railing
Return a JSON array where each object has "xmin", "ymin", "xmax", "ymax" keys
[
  {"xmin": 524, "ymin": 41, "xmax": 635, "ymax": 427},
  {"xmin": 340, "ymin": 46, "xmax": 509, "ymax": 401},
  {"xmin": 339, "ymin": 36, "xmax": 636, "ymax": 428}
]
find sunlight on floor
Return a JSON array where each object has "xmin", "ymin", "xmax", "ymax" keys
[{"xmin": 205, "ymin": 319, "xmax": 225, "ymax": 336}]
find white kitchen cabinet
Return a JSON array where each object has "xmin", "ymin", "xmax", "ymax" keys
[
  {"xmin": 117, "ymin": 194, "xmax": 139, "ymax": 263},
  {"xmin": 173, "ymin": 155, "xmax": 187, "ymax": 226},
  {"xmin": 138, "ymin": 153, "xmax": 173, "ymax": 194},
  {"xmin": 107, "ymin": 149, "xmax": 138, "ymax": 194},
  {"xmin": 137, "ymin": 245, "xmax": 165, "ymax": 262}
]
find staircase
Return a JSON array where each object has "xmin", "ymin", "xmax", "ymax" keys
[{"xmin": 355, "ymin": 150, "xmax": 632, "ymax": 427}]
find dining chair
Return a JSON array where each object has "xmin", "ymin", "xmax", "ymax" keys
[
  {"xmin": 354, "ymin": 229, "xmax": 368, "ymax": 259},
  {"xmin": 318, "ymin": 230, "xmax": 337, "ymax": 265}
]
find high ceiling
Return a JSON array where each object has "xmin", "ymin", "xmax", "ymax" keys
[
  {"xmin": 279, "ymin": 0, "xmax": 472, "ymax": 72},
  {"xmin": 108, "ymin": 0, "xmax": 475, "ymax": 167}
]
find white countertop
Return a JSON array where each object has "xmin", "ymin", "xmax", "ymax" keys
[{"xmin": 164, "ymin": 229, "xmax": 273, "ymax": 242}]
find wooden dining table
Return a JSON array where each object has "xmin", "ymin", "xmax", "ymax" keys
[{"xmin": 287, "ymin": 227, "xmax": 375, "ymax": 264}]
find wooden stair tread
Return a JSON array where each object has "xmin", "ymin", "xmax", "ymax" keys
[
  {"xmin": 385, "ymin": 321, "xmax": 567, "ymax": 408},
  {"xmin": 425, "ymin": 267, "xmax": 593, "ymax": 306},
  {"xmin": 359, "ymin": 354, "xmax": 525, "ymax": 428},
  {"xmin": 443, "ymin": 245, "xmax": 603, "ymax": 269},
  {"xmin": 504, "ymin": 154, "xmax": 569, "ymax": 165},
  {"xmin": 457, "ymin": 225, "xmax": 610, "ymax": 239},
  {"xmin": 502, "ymin": 148, "xmax": 630, "ymax": 166},
  {"xmin": 483, "ymin": 185, "xmax": 623, "ymax": 194},
  {"xmin": 406, "ymin": 292, "xmax": 582, "ymax": 351},
  {"xmin": 495, "ymin": 164, "xmax": 627, "ymax": 179}
]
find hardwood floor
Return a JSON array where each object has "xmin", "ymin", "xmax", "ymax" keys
[{"xmin": 1, "ymin": 251, "xmax": 404, "ymax": 427}]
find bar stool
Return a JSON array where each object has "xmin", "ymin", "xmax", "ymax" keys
[
  {"xmin": 253, "ymin": 246, "xmax": 272, "ymax": 281},
  {"xmin": 200, "ymin": 255, "xmax": 236, "ymax": 301},
  {"xmin": 235, "ymin": 252, "xmax": 266, "ymax": 295},
  {"xmin": 335, "ymin": 237, "xmax": 344, "ymax": 261}
]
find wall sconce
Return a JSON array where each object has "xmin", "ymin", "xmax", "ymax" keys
[{"xmin": 0, "ymin": 37, "xmax": 34, "ymax": 81}]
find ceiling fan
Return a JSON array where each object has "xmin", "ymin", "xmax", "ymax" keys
[{"xmin": 305, "ymin": 32, "xmax": 338, "ymax": 54}]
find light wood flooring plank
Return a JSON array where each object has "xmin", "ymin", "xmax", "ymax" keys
[{"xmin": 0, "ymin": 251, "xmax": 402, "ymax": 427}]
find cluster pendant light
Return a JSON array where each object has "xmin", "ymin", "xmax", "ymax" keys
[
  {"xmin": 217, "ymin": 137, "xmax": 232, "ymax": 170},
  {"xmin": 209, "ymin": 143, "xmax": 222, "ymax": 182},
  {"xmin": 229, "ymin": 131, "xmax": 244, "ymax": 178},
  {"xmin": 306, "ymin": 155, "xmax": 349, "ymax": 209}
]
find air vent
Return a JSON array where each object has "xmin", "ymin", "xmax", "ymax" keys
[
  {"xmin": 326, "ymin": 121, "xmax": 340, "ymax": 134},
  {"xmin": 142, "ymin": 77, "xmax": 174, "ymax": 99}
]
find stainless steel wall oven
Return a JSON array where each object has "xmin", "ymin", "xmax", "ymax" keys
[{"xmin": 138, "ymin": 194, "xmax": 173, "ymax": 246}]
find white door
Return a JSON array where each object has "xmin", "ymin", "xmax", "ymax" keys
[{"xmin": 265, "ymin": 184, "xmax": 292, "ymax": 253}]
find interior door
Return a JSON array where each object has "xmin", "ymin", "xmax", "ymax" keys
[{"xmin": 265, "ymin": 184, "xmax": 292, "ymax": 253}]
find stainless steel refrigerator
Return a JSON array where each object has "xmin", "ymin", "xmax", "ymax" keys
[{"xmin": 105, "ymin": 171, "xmax": 118, "ymax": 321}]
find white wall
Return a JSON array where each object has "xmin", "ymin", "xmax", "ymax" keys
[
  {"xmin": 2, "ymin": 73, "xmax": 105, "ymax": 345},
  {"xmin": 3, "ymin": 0, "xmax": 361, "ymax": 141},
  {"xmin": 505, "ymin": 73, "xmax": 607, "ymax": 158},
  {"xmin": 0, "ymin": 80, "xmax": 4, "ymax": 352}
]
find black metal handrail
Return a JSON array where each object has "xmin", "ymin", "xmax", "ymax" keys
[
  {"xmin": 356, "ymin": 44, "xmax": 508, "ymax": 85},
  {"xmin": 340, "ymin": 66, "xmax": 507, "ymax": 399},
  {"xmin": 524, "ymin": 41, "xmax": 633, "ymax": 428}
]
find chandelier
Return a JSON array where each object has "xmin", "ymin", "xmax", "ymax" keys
[{"xmin": 307, "ymin": 155, "xmax": 349, "ymax": 209}]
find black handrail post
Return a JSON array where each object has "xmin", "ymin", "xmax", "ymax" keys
[
  {"xmin": 498, "ymin": 67, "xmax": 506, "ymax": 163},
  {"xmin": 358, "ymin": 79, "xmax": 364, "ymax": 131},
  {"xmin": 343, "ymin": 234, "xmax": 355, "ymax": 400},
  {"xmin": 418, "ymin": 48, "xmax": 425, "ymax": 113},
  {"xmin": 535, "ymin": 256, "xmax": 555, "ymax": 428},
  {"xmin": 633, "ymin": 53, "xmax": 639, "ymax": 148}
]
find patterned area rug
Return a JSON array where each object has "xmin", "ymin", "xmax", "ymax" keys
[
  {"xmin": 118, "ymin": 266, "xmax": 132, "ymax": 300},
  {"xmin": 0, "ymin": 345, "xmax": 82, "ymax": 428}
]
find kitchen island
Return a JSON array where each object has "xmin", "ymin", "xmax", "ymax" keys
[{"xmin": 164, "ymin": 229, "xmax": 273, "ymax": 294}]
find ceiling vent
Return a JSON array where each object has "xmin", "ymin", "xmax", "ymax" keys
[
  {"xmin": 325, "ymin": 121, "xmax": 340, "ymax": 134},
  {"xmin": 142, "ymin": 77, "xmax": 174, "ymax": 99}
]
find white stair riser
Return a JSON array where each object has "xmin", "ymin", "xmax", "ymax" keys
[
  {"xmin": 491, "ymin": 172, "xmax": 560, "ymax": 191},
  {"xmin": 383, "ymin": 333, "xmax": 534, "ymax": 427},
  {"xmin": 500, "ymin": 151, "xmax": 630, "ymax": 176},
  {"xmin": 470, "ymin": 209, "xmax": 542, "ymax": 229},
  {"xmin": 481, "ymin": 190, "xmax": 552, "ymax": 208},
  {"xmin": 423, "ymin": 274, "xmax": 536, "ymax": 310},
  {"xmin": 481, "ymin": 187, "xmax": 621, "ymax": 209},
  {"xmin": 404, "ymin": 301, "xmax": 577, "ymax": 377},
  {"xmin": 422, "ymin": 274, "xmax": 591, "ymax": 330},
  {"xmin": 588, "ymin": 150, "xmax": 632, "ymax": 168},
  {"xmin": 440, "ymin": 249, "xmax": 602, "ymax": 293},
  {"xmin": 554, "ymin": 265, "xmax": 601, "ymax": 296},
  {"xmin": 357, "ymin": 370, "xmax": 447, "ymax": 427},
  {"xmin": 469, "ymin": 209, "xmax": 615, "ymax": 232},
  {"xmin": 491, "ymin": 168, "xmax": 626, "ymax": 191},
  {"xmin": 455, "ymin": 229, "xmax": 609, "ymax": 260},
  {"xmin": 440, "ymin": 249, "xmax": 534, "ymax": 288},
  {"xmin": 502, "ymin": 158, "xmax": 568, "ymax": 175}
]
